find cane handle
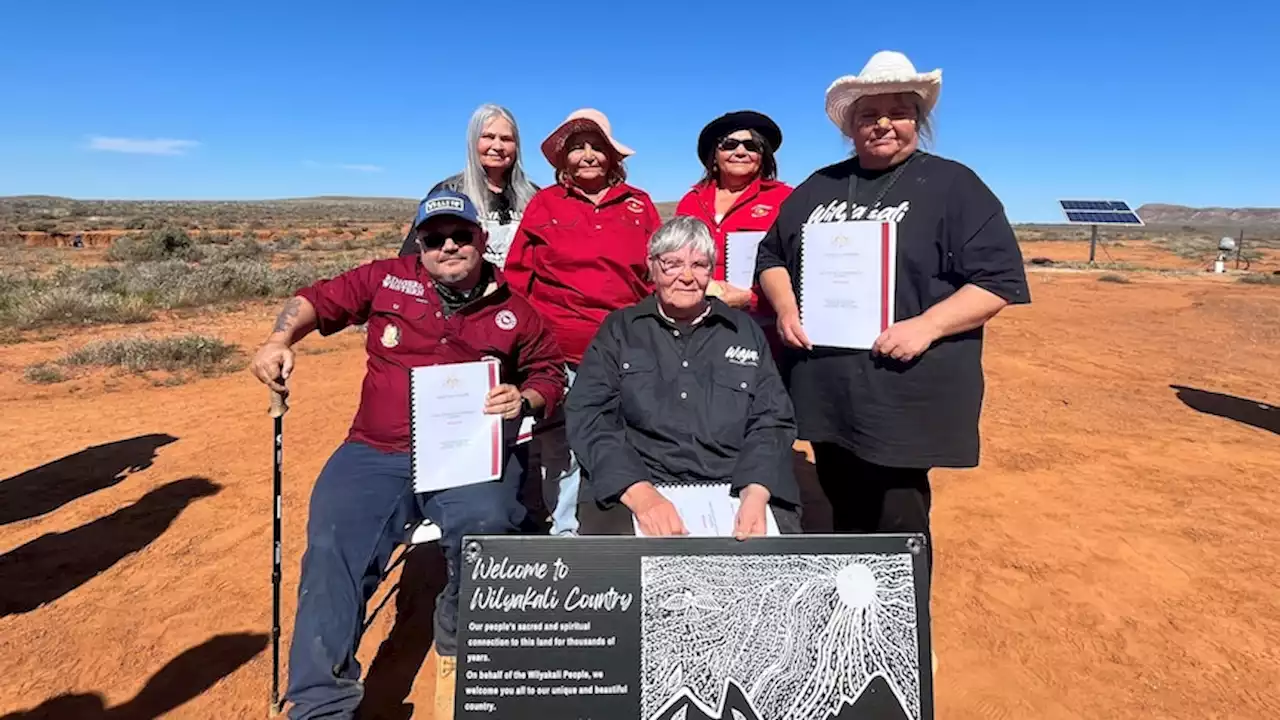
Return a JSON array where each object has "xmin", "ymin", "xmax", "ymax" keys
[{"xmin": 269, "ymin": 389, "xmax": 289, "ymax": 418}]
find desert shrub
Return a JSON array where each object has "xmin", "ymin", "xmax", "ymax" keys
[
  {"xmin": 0, "ymin": 269, "xmax": 35, "ymax": 314},
  {"xmin": 0, "ymin": 259, "xmax": 356, "ymax": 328},
  {"xmin": 1097, "ymin": 273, "xmax": 1131, "ymax": 284},
  {"xmin": 195, "ymin": 231, "xmax": 235, "ymax": 246},
  {"xmin": 373, "ymin": 230, "xmax": 401, "ymax": 246},
  {"xmin": 106, "ymin": 227, "xmax": 203, "ymax": 262},
  {"xmin": 7, "ymin": 287, "xmax": 153, "ymax": 327},
  {"xmin": 1238, "ymin": 273, "xmax": 1280, "ymax": 286},
  {"xmin": 203, "ymin": 237, "xmax": 266, "ymax": 263},
  {"xmin": 23, "ymin": 363, "xmax": 67, "ymax": 384},
  {"xmin": 61, "ymin": 334, "xmax": 240, "ymax": 374},
  {"xmin": 274, "ymin": 234, "xmax": 302, "ymax": 250}
]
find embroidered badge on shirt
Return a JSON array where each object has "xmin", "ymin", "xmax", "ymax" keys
[
  {"xmin": 750, "ymin": 203, "xmax": 773, "ymax": 218},
  {"xmin": 381, "ymin": 274, "xmax": 425, "ymax": 296},
  {"xmin": 724, "ymin": 345, "xmax": 760, "ymax": 367},
  {"xmin": 625, "ymin": 198, "xmax": 646, "ymax": 214},
  {"xmin": 381, "ymin": 323, "xmax": 401, "ymax": 348},
  {"xmin": 494, "ymin": 309, "xmax": 518, "ymax": 331}
]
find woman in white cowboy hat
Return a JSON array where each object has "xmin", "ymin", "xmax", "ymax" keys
[
  {"xmin": 505, "ymin": 108, "xmax": 661, "ymax": 536},
  {"xmin": 755, "ymin": 50, "xmax": 1031, "ymax": 569}
]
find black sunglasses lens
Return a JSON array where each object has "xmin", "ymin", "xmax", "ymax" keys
[
  {"xmin": 420, "ymin": 229, "xmax": 475, "ymax": 249},
  {"xmin": 719, "ymin": 138, "xmax": 761, "ymax": 153}
]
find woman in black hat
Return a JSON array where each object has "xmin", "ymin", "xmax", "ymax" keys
[{"xmin": 675, "ymin": 111, "xmax": 791, "ymax": 357}]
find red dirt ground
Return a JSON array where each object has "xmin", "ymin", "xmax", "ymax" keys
[{"xmin": 2, "ymin": 269, "xmax": 1279, "ymax": 719}]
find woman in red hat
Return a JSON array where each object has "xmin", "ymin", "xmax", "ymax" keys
[
  {"xmin": 505, "ymin": 108, "xmax": 661, "ymax": 536},
  {"xmin": 675, "ymin": 110, "xmax": 792, "ymax": 358}
]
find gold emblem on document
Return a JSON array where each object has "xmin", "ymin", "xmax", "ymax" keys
[
  {"xmin": 443, "ymin": 374, "xmax": 461, "ymax": 389},
  {"xmin": 381, "ymin": 323, "xmax": 401, "ymax": 348},
  {"xmin": 832, "ymin": 234, "xmax": 851, "ymax": 247}
]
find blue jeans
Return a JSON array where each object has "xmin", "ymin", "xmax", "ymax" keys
[
  {"xmin": 537, "ymin": 365, "xmax": 580, "ymax": 535},
  {"xmin": 285, "ymin": 441, "xmax": 526, "ymax": 720}
]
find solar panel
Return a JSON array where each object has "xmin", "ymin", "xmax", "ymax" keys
[{"xmin": 1057, "ymin": 199, "xmax": 1144, "ymax": 226}]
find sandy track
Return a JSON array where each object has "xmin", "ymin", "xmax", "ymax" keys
[{"xmin": 2, "ymin": 271, "xmax": 1278, "ymax": 719}]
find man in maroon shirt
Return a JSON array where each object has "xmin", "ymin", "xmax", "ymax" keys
[{"xmin": 249, "ymin": 188, "xmax": 566, "ymax": 720}]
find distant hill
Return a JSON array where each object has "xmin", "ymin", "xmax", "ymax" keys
[
  {"xmin": 6, "ymin": 195, "xmax": 1279, "ymax": 234},
  {"xmin": 1138, "ymin": 204, "xmax": 1280, "ymax": 228}
]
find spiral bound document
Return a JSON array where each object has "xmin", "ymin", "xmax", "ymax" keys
[
  {"xmin": 799, "ymin": 220, "xmax": 897, "ymax": 350},
  {"xmin": 724, "ymin": 231, "xmax": 766, "ymax": 290},
  {"xmin": 409, "ymin": 359, "xmax": 504, "ymax": 493},
  {"xmin": 633, "ymin": 482, "xmax": 780, "ymax": 537}
]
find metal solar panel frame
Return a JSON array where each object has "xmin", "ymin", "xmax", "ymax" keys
[{"xmin": 1057, "ymin": 199, "xmax": 1145, "ymax": 227}]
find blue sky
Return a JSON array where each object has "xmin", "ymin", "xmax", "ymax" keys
[{"xmin": 1, "ymin": 0, "xmax": 1276, "ymax": 222}]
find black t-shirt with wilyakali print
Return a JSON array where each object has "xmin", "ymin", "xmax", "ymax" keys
[{"xmin": 755, "ymin": 151, "xmax": 1030, "ymax": 469}]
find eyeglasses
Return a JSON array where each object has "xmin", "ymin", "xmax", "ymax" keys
[
  {"xmin": 653, "ymin": 256, "xmax": 712, "ymax": 276},
  {"xmin": 418, "ymin": 228, "xmax": 477, "ymax": 250},
  {"xmin": 718, "ymin": 137, "xmax": 762, "ymax": 153}
]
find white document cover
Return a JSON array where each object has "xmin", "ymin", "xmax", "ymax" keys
[
  {"xmin": 410, "ymin": 359, "xmax": 503, "ymax": 493},
  {"xmin": 799, "ymin": 220, "xmax": 898, "ymax": 350},
  {"xmin": 724, "ymin": 231, "xmax": 767, "ymax": 290},
  {"xmin": 633, "ymin": 483, "xmax": 780, "ymax": 537}
]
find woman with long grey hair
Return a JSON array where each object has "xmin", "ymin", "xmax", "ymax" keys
[{"xmin": 398, "ymin": 103, "xmax": 539, "ymax": 266}]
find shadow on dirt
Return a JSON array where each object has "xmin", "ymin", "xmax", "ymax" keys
[
  {"xmin": 0, "ymin": 433, "xmax": 179, "ymax": 526},
  {"xmin": 0, "ymin": 632, "xmax": 267, "ymax": 720},
  {"xmin": 1171, "ymin": 385, "xmax": 1278, "ymax": 435},
  {"xmin": 359, "ymin": 544, "xmax": 448, "ymax": 720},
  {"xmin": 0, "ymin": 476, "xmax": 221, "ymax": 617}
]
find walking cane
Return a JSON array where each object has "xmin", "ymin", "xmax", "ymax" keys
[{"xmin": 269, "ymin": 388, "xmax": 288, "ymax": 715}]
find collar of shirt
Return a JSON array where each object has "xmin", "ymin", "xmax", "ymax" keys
[
  {"xmin": 412, "ymin": 257, "xmax": 513, "ymax": 316},
  {"xmin": 689, "ymin": 176, "xmax": 785, "ymax": 223},
  {"xmin": 631, "ymin": 294, "xmax": 738, "ymax": 331},
  {"xmin": 557, "ymin": 180, "xmax": 638, "ymax": 208}
]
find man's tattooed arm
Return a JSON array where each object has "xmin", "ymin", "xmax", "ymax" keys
[
  {"xmin": 272, "ymin": 297, "xmax": 303, "ymax": 333},
  {"xmin": 266, "ymin": 296, "xmax": 317, "ymax": 344}
]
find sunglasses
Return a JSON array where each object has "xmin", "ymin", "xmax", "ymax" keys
[
  {"xmin": 718, "ymin": 137, "xmax": 763, "ymax": 153},
  {"xmin": 418, "ymin": 228, "xmax": 477, "ymax": 250}
]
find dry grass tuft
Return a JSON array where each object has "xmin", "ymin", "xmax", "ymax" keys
[
  {"xmin": 23, "ymin": 363, "xmax": 68, "ymax": 384},
  {"xmin": 7, "ymin": 287, "xmax": 154, "ymax": 327},
  {"xmin": 60, "ymin": 334, "xmax": 242, "ymax": 374},
  {"xmin": 1238, "ymin": 273, "xmax": 1280, "ymax": 286},
  {"xmin": 1097, "ymin": 273, "xmax": 1132, "ymax": 284},
  {"xmin": 0, "ymin": 259, "xmax": 356, "ymax": 329}
]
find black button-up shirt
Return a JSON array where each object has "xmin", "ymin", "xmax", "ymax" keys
[{"xmin": 565, "ymin": 294, "xmax": 800, "ymax": 509}]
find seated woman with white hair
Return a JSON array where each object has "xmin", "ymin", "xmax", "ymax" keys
[{"xmin": 565, "ymin": 216, "xmax": 801, "ymax": 537}]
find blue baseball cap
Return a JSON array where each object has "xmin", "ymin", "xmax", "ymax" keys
[{"xmin": 413, "ymin": 188, "xmax": 481, "ymax": 228}]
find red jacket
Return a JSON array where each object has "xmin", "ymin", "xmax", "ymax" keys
[
  {"xmin": 505, "ymin": 182, "xmax": 660, "ymax": 364},
  {"xmin": 674, "ymin": 177, "xmax": 792, "ymax": 317},
  {"xmin": 296, "ymin": 256, "xmax": 567, "ymax": 454}
]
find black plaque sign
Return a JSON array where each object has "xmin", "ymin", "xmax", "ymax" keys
[{"xmin": 454, "ymin": 534, "xmax": 933, "ymax": 720}]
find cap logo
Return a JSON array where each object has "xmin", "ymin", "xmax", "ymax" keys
[
  {"xmin": 426, "ymin": 197, "xmax": 465, "ymax": 213},
  {"xmin": 494, "ymin": 309, "xmax": 518, "ymax": 331}
]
